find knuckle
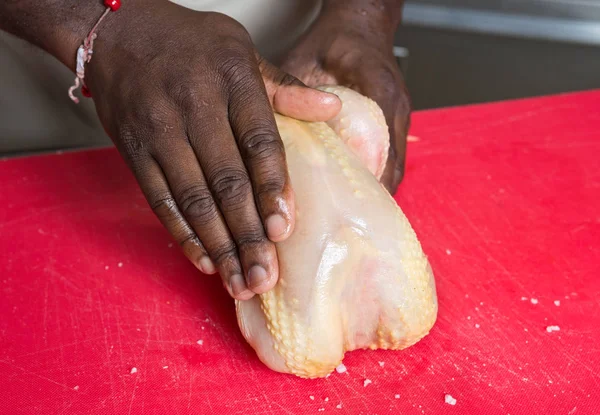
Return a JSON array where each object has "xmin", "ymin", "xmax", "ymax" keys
[
  {"xmin": 179, "ymin": 233, "xmax": 202, "ymax": 248},
  {"xmin": 372, "ymin": 68, "xmax": 399, "ymax": 99},
  {"xmin": 149, "ymin": 194, "xmax": 179, "ymax": 219},
  {"xmin": 179, "ymin": 233, "xmax": 203, "ymax": 253},
  {"xmin": 265, "ymin": 65, "xmax": 299, "ymax": 87},
  {"xmin": 177, "ymin": 184, "xmax": 218, "ymax": 225},
  {"xmin": 331, "ymin": 47, "xmax": 361, "ymax": 70},
  {"xmin": 210, "ymin": 241, "xmax": 239, "ymax": 265},
  {"xmin": 235, "ymin": 234, "xmax": 268, "ymax": 250},
  {"xmin": 118, "ymin": 109, "xmax": 174, "ymax": 158},
  {"xmin": 220, "ymin": 57, "xmax": 254, "ymax": 92},
  {"xmin": 162, "ymin": 72, "xmax": 216, "ymax": 115},
  {"xmin": 164, "ymin": 76, "xmax": 199, "ymax": 111},
  {"xmin": 256, "ymin": 178, "xmax": 285, "ymax": 200},
  {"xmin": 395, "ymin": 160, "xmax": 406, "ymax": 175},
  {"xmin": 397, "ymin": 87, "xmax": 412, "ymax": 118},
  {"xmin": 209, "ymin": 167, "xmax": 251, "ymax": 208},
  {"xmin": 396, "ymin": 91, "xmax": 412, "ymax": 135},
  {"xmin": 131, "ymin": 94, "xmax": 173, "ymax": 133},
  {"xmin": 146, "ymin": 108, "xmax": 173, "ymax": 134},
  {"xmin": 118, "ymin": 95, "xmax": 181, "ymax": 155},
  {"xmin": 210, "ymin": 42, "xmax": 255, "ymax": 91},
  {"xmin": 118, "ymin": 126, "xmax": 147, "ymax": 165},
  {"xmin": 276, "ymin": 72, "xmax": 299, "ymax": 87},
  {"xmin": 380, "ymin": 67, "xmax": 397, "ymax": 86},
  {"xmin": 238, "ymin": 125, "xmax": 284, "ymax": 162},
  {"xmin": 394, "ymin": 162, "xmax": 406, "ymax": 187}
]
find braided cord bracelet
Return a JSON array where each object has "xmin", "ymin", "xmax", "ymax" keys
[{"xmin": 68, "ymin": 0, "xmax": 121, "ymax": 103}]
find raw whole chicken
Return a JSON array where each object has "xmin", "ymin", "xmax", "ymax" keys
[{"xmin": 236, "ymin": 86, "xmax": 438, "ymax": 378}]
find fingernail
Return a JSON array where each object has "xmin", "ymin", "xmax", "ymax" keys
[
  {"xmin": 322, "ymin": 92, "xmax": 341, "ymax": 105},
  {"xmin": 199, "ymin": 256, "xmax": 216, "ymax": 274},
  {"xmin": 247, "ymin": 265, "xmax": 271, "ymax": 292},
  {"xmin": 266, "ymin": 214, "xmax": 289, "ymax": 241},
  {"xmin": 230, "ymin": 273, "xmax": 253, "ymax": 299}
]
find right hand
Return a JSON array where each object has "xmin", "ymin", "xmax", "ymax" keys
[{"xmin": 85, "ymin": 4, "xmax": 341, "ymax": 300}]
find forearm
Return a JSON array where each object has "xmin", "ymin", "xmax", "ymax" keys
[
  {"xmin": 321, "ymin": 0, "xmax": 405, "ymax": 37},
  {"xmin": 0, "ymin": 0, "xmax": 160, "ymax": 72}
]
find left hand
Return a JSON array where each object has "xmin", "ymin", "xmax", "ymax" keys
[{"xmin": 280, "ymin": 9, "xmax": 411, "ymax": 194}]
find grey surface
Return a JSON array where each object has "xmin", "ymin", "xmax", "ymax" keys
[
  {"xmin": 406, "ymin": 0, "xmax": 600, "ymax": 21},
  {"xmin": 395, "ymin": 25, "xmax": 600, "ymax": 110},
  {"xmin": 394, "ymin": 0, "xmax": 600, "ymax": 110},
  {"xmin": 402, "ymin": 3, "xmax": 600, "ymax": 46},
  {"xmin": 0, "ymin": 32, "xmax": 111, "ymax": 155}
]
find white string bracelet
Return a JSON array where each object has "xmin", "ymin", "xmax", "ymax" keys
[{"xmin": 68, "ymin": 0, "xmax": 121, "ymax": 103}]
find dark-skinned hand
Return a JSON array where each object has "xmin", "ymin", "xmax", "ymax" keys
[
  {"xmin": 280, "ymin": 2, "xmax": 411, "ymax": 194},
  {"xmin": 84, "ymin": 3, "xmax": 342, "ymax": 300}
]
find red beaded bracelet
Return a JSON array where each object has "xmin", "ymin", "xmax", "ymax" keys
[{"xmin": 68, "ymin": 0, "xmax": 121, "ymax": 103}]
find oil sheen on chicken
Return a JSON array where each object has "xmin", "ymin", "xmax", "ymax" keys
[{"xmin": 236, "ymin": 86, "xmax": 437, "ymax": 378}]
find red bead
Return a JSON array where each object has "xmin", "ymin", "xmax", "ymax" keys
[
  {"xmin": 81, "ymin": 85, "xmax": 92, "ymax": 98},
  {"xmin": 104, "ymin": 0, "xmax": 121, "ymax": 12}
]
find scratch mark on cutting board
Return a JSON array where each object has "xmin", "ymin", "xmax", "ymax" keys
[
  {"xmin": 187, "ymin": 370, "xmax": 194, "ymax": 411},
  {"xmin": 560, "ymin": 348, "xmax": 600, "ymax": 387},
  {"xmin": 52, "ymin": 280, "xmax": 69, "ymax": 408},
  {"xmin": 0, "ymin": 203, "xmax": 74, "ymax": 229},
  {"xmin": 98, "ymin": 296, "xmax": 119, "ymax": 414},
  {"xmin": 127, "ymin": 301, "xmax": 157, "ymax": 415},
  {"xmin": 114, "ymin": 308, "xmax": 125, "ymax": 375},
  {"xmin": 42, "ymin": 281, "xmax": 49, "ymax": 346},
  {"xmin": 0, "ymin": 359, "xmax": 72, "ymax": 390},
  {"xmin": 271, "ymin": 401, "xmax": 295, "ymax": 415},
  {"xmin": 450, "ymin": 201, "xmax": 533, "ymax": 291}
]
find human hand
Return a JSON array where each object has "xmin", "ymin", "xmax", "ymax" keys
[
  {"xmin": 85, "ymin": 3, "xmax": 341, "ymax": 300},
  {"xmin": 280, "ymin": 4, "xmax": 411, "ymax": 194}
]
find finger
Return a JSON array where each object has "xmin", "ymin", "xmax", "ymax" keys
[
  {"xmin": 258, "ymin": 56, "xmax": 342, "ymax": 121},
  {"xmin": 228, "ymin": 59, "xmax": 296, "ymax": 244},
  {"xmin": 356, "ymin": 66, "xmax": 411, "ymax": 193},
  {"xmin": 125, "ymin": 149, "xmax": 215, "ymax": 276},
  {"xmin": 379, "ymin": 113, "xmax": 408, "ymax": 193},
  {"xmin": 185, "ymin": 102, "xmax": 279, "ymax": 296},
  {"xmin": 151, "ymin": 133, "xmax": 255, "ymax": 301}
]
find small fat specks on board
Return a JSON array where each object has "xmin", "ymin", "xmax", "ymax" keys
[{"xmin": 444, "ymin": 394, "xmax": 457, "ymax": 405}]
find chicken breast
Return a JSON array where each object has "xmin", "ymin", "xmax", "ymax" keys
[{"xmin": 236, "ymin": 86, "xmax": 437, "ymax": 378}]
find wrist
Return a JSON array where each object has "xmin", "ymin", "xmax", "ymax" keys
[
  {"xmin": 60, "ymin": 0, "xmax": 154, "ymax": 73},
  {"xmin": 0, "ymin": 2, "xmax": 108, "ymax": 72},
  {"xmin": 66, "ymin": 4, "xmax": 114, "ymax": 70},
  {"xmin": 0, "ymin": 0, "xmax": 160, "ymax": 73}
]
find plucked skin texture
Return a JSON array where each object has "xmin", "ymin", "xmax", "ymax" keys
[
  {"xmin": 236, "ymin": 86, "xmax": 437, "ymax": 378},
  {"xmin": 318, "ymin": 86, "xmax": 390, "ymax": 180}
]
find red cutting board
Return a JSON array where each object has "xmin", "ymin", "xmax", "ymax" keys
[{"xmin": 1, "ymin": 90, "xmax": 599, "ymax": 415}]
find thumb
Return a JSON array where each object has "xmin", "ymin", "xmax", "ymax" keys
[{"xmin": 257, "ymin": 56, "xmax": 341, "ymax": 122}]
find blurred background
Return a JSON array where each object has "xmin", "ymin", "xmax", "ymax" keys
[
  {"xmin": 396, "ymin": 0, "xmax": 600, "ymax": 109},
  {"xmin": 1, "ymin": 0, "xmax": 599, "ymax": 156}
]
